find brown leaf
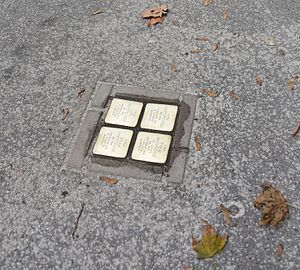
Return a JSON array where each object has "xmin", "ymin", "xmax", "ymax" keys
[
  {"xmin": 99, "ymin": 176, "xmax": 119, "ymax": 185},
  {"xmin": 191, "ymin": 49, "xmax": 208, "ymax": 53},
  {"xmin": 288, "ymin": 75, "xmax": 299, "ymax": 90},
  {"xmin": 292, "ymin": 123, "xmax": 300, "ymax": 137},
  {"xmin": 91, "ymin": 9, "xmax": 104, "ymax": 16},
  {"xmin": 147, "ymin": 17, "xmax": 164, "ymax": 27},
  {"xmin": 62, "ymin": 108, "xmax": 70, "ymax": 120},
  {"xmin": 203, "ymin": 88, "xmax": 219, "ymax": 97},
  {"xmin": 195, "ymin": 135, "xmax": 202, "ymax": 151},
  {"xmin": 202, "ymin": 0, "xmax": 213, "ymax": 6},
  {"xmin": 228, "ymin": 91, "xmax": 240, "ymax": 100},
  {"xmin": 276, "ymin": 243, "xmax": 284, "ymax": 256},
  {"xmin": 76, "ymin": 88, "xmax": 85, "ymax": 98},
  {"xmin": 212, "ymin": 42, "xmax": 220, "ymax": 52},
  {"xmin": 171, "ymin": 63, "xmax": 177, "ymax": 72},
  {"xmin": 142, "ymin": 5, "xmax": 168, "ymax": 18},
  {"xmin": 192, "ymin": 224, "xmax": 228, "ymax": 259},
  {"xmin": 194, "ymin": 36, "xmax": 209, "ymax": 41},
  {"xmin": 256, "ymin": 75, "xmax": 263, "ymax": 86},
  {"xmin": 220, "ymin": 204, "xmax": 234, "ymax": 225},
  {"xmin": 254, "ymin": 182, "xmax": 289, "ymax": 227},
  {"xmin": 223, "ymin": 10, "xmax": 230, "ymax": 20}
]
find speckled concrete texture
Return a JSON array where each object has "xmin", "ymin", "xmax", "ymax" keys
[{"xmin": 1, "ymin": 0, "xmax": 299, "ymax": 269}]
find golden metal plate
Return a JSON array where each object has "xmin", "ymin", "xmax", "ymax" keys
[
  {"xmin": 105, "ymin": 98, "xmax": 143, "ymax": 127},
  {"xmin": 131, "ymin": 132, "xmax": 171, "ymax": 164},
  {"xmin": 93, "ymin": 127, "xmax": 133, "ymax": 158},
  {"xmin": 141, "ymin": 103, "xmax": 178, "ymax": 131}
]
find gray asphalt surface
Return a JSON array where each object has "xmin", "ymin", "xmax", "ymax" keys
[{"xmin": 1, "ymin": 0, "xmax": 300, "ymax": 269}]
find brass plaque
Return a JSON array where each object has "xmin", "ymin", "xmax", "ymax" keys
[
  {"xmin": 141, "ymin": 103, "xmax": 178, "ymax": 131},
  {"xmin": 93, "ymin": 127, "xmax": 133, "ymax": 158},
  {"xmin": 131, "ymin": 132, "xmax": 171, "ymax": 164},
  {"xmin": 105, "ymin": 98, "xmax": 143, "ymax": 127}
]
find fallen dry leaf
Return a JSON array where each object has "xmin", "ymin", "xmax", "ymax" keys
[
  {"xmin": 195, "ymin": 135, "xmax": 202, "ymax": 151},
  {"xmin": 62, "ymin": 108, "xmax": 70, "ymax": 120},
  {"xmin": 192, "ymin": 224, "xmax": 228, "ymax": 259},
  {"xmin": 203, "ymin": 88, "xmax": 219, "ymax": 97},
  {"xmin": 220, "ymin": 204, "xmax": 235, "ymax": 225},
  {"xmin": 147, "ymin": 17, "xmax": 164, "ymax": 27},
  {"xmin": 76, "ymin": 88, "xmax": 85, "ymax": 98},
  {"xmin": 142, "ymin": 5, "xmax": 168, "ymax": 18},
  {"xmin": 91, "ymin": 9, "xmax": 104, "ymax": 16},
  {"xmin": 287, "ymin": 75, "xmax": 299, "ymax": 90},
  {"xmin": 254, "ymin": 182, "xmax": 289, "ymax": 227},
  {"xmin": 229, "ymin": 91, "xmax": 240, "ymax": 100},
  {"xmin": 212, "ymin": 42, "xmax": 220, "ymax": 52},
  {"xmin": 256, "ymin": 75, "xmax": 263, "ymax": 86},
  {"xmin": 194, "ymin": 36, "xmax": 209, "ymax": 41},
  {"xmin": 223, "ymin": 10, "xmax": 230, "ymax": 20},
  {"xmin": 99, "ymin": 176, "xmax": 119, "ymax": 185},
  {"xmin": 293, "ymin": 123, "xmax": 300, "ymax": 137},
  {"xmin": 191, "ymin": 49, "xmax": 208, "ymax": 53},
  {"xmin": 276, "ymin": 243, "xmax": 284, "ymax": 256},
  {"xmin": 202, "ymin": 0, "xmax": 213, "ymax": 6},
  {"xmin": 171, "ymin": 63, "xmax": 177, "ymax": 72},
  {"xmin": 267, "ymin": 37, "xmax": 276, "ymax": 46}
]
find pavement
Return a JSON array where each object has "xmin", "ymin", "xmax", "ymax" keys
[{"xmin": 1, "ymin": 0, "xmax": 300, "ymax": 269}]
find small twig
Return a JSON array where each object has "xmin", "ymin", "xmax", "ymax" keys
[
  {"xmin": 72, "ymin": 203, "xmax": 85, "ymax": 239},
  {"xmin": 91, "ymin": 9, "xmax": 104, "ymax": 16},
  {"xmin": 62, "ymin": 108, "xmax": 70, "ymax": 120},
  {"xmin": 288, "ymin": 203, "xmax": 300, "ymax": 210},
  {"xmin": 200, "ymin": 218, "xmax": 209, "ymax": 225},
  {"xmin": 194, "ymin": 36, "xmax": 209, "ymax": 41},
  {"xmin": 229, "ymin": 91, "xmax": 240, "ymax": 100},
  {"xmin": 76, "ymin": 88, "xmax": 85, "ymax": 98}
]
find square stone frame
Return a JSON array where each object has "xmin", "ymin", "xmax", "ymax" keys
[{"xmin": 64, "ymin": 82, "xmax": 197, "ymax": 184}]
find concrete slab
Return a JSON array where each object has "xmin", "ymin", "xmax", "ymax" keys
[
  {"xmin": 65, "ymin": 82, "xmax": 197, "ymax": 184},
  {"xmin": 64, "ymin": 109, "xmax": 102, "ymax": 171}
]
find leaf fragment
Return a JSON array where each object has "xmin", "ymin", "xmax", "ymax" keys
[
  {"xmin": 203, "ymin": 88, "xmax": 219, "ymax": 97},
  {"xmin": 256, "ymin": 75, "xmax": 263, "ymax": 86},
  {"xmin": 202, "ymin": 0, "xmax": 213, "ymax": 6},
  {"xmin": 287, "ymin": 75, "xmax": 299, "ymax": 90},
  {"xmin": 228, "ymin": 91, "xmax": 240, "ymax": 100},
  {"xmin": 254, "ymin": 182, "xmax": 289, "ymax": 227},
  {"xmin": 62, "ymin": 108, "xmax": 70, "ymax": 120},
  {"xmin": 223, "ymin": 10, "xmax": 230, "ymax": 20},
  {"xmin": 192, "ymin": 224, "xmax": 228, "ymax": 259},
  {"xmin": 292, "ymin": 123, "xmax": 300, "ymax": 137},
  {"xmin": 91, "ymin": 9, "xmax": 104, "ymax": 16},
  {"xmin": 194, "ymin": 135, "xmax": 202, "ymax": 151},
  {"xmin": 99, "ymin": 176, "xmax": 119, "ymax": 185},
  {"xmin": 171, "ymin": 63, "xmax": 177, "ymax": 72},
  {"xmin": 212, "ymin": 42, "xmax": 220, "ymax": 52},
  {"xmin": 276, "ymin": 243, "xmax": 284, "ymax": 256},
  {"xmin": 147, "ymin": 17, "xmax": 164, "ymax": 27},
  {"xmin": 220, "ymin": 204, "xmax": 235, "ymax": 225},
  {"xmin": 142, "ymin": 5, "xmax": 168, "ymax": 18}
]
